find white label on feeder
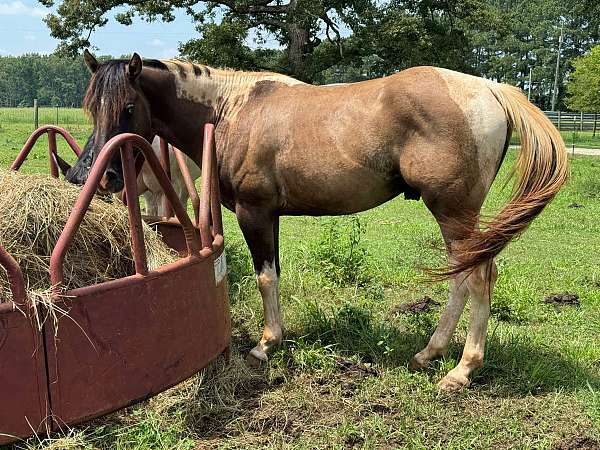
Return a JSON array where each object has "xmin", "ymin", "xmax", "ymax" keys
[{"xmin": 214, "ymin": 251, "xmax": 227, "ymax": 285}]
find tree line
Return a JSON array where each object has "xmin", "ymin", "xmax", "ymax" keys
[
  {"xmin": 3, "ymin": 0, "xmax": 600, "ymax": 109},
  {"xmin": 0, "ymin": 54, "xmax": 90, "ymax": 107}
]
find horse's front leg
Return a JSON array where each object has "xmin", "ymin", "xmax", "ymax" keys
[{"xmin": 236, "ymin": 203, "xmax": 282, "ymax": 366}]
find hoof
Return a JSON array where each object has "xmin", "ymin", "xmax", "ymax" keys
[
  {"xmin": 438, "ymin": 373, "xmax": 470, "ymax": 393},
  {"xmin": 409, "ymin": 354, "xmax": 428, "ymax": 372},
  {"xmin": 246, "ymin": 347, "xmax": 268, "ymax": 368}
]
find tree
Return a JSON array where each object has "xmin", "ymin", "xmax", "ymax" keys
[
  {"xmin": 39, "ymin": 0, "xmax": 506, "ymax": 82},
  {"xmin": 470, "ymin": 0, "xmax": 600, "ymax": 110},
  {"xmin": 566, "ymin": 44, "xmax": 600, "ymax": 112},
  {"xmin": 178, "ymin": 20, "xmax": 285, "ymax": 72},
  {"xmin": 37, "ymin": 0, "xmax": 600, "ymax": 95},
  {"xmin": 41, "ymin": 0, "xmax": 375, "ymax": 81},
  {"xmin": 0, "ymin": 54, "xmax": 90, "ymax": 106}
]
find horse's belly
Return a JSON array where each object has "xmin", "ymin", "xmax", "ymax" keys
[{"xmin": 280, "ymin": 168, "xmax": 403, "ymax": 215}]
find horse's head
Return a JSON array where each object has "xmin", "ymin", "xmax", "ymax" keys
[
  {"xmin": 75, "ymin": 50, "xmax": 153, "ymax": 192},
  {"xmin": 61, "ymin": 132, "xmax": 94, "ymax": 186}
]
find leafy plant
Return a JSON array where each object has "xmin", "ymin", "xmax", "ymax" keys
[
  {"xmin": 224, "ymin": 238, "xmax": 255, "ymax": 303},
  {"xmin": 310, "ymin": 215, "xmax": 372, "ymax": 286}
]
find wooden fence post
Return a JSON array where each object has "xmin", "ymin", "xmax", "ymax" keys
[
  {"xmin": 580, "ymin": 111, "xmax": 584, "ymax": 132},
  {"xmin": 33, "ymin": 99, "xmax": 38, "ymax": 130},
  {"xmin": 557, "ymin": 110, "xmax": 561, "ymax": 131},
  {"xmin": 594, "ymin": 113, "xmax": 597, "ymax": 137}
]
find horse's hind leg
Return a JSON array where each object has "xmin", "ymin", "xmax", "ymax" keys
[
  {"xmin": 411, "ymin": 183, "xmax": 497, "ymax": 391},
  {"xmin": 438, "ymin": 259, "xmax": 497, "ymax": 391},
  {"xmin": 410, "ymin": 262, "xmax": 470, "ymax": 370},
  {"xmin": 235, "ymin": 203, "xmax": 283, "ymax": 366},
  {"xmin": 411, "ymin": 206, "xmax": 498, "ymax": 391}
]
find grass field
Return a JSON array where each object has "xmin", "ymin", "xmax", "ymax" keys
[
  {"xmin": 2, "ymin": 106, "xmax": 600, "ymax": 150},
  {"xmin": 510, "ymin": 130, "xmax": 600, "ymax": 149},
  {"xmin": 1, "ymin": 125, "xmax": 599, "ymax": 449}
]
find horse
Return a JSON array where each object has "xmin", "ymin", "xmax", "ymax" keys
[
  {"xmin": 69, "ymin": 50, "xmax": 567, "ymax": 391},
  {"xmin": 60, "ymin": 134, "xmax": 200, "ymax": 216}
]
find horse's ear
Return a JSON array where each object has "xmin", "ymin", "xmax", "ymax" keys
[
  {"xmin": 128, "ymin": 53, "xmax": 143, "ymax": 80},
  {"xmin": 83, "ymin": 49, "xmax": 99, "ymax": 73},
  {"xmin": 53, "ymin": 153, "xmax": 72, "ymax": 177}
]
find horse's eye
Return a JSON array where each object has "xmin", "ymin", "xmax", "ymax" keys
[{"xmin": 126, "ymin": 104, "xmax": 135, "ymax": 115}]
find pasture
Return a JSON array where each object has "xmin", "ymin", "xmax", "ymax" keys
[{"xmin": 0, "ymin": 122, "xmax": 599, "ymax": 449}]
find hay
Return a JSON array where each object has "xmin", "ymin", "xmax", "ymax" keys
[{"xmin": 0, "ymin": 168, "xmax": 178, "ymax": 303}]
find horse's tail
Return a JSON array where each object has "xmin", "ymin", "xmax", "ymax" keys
[{"xmin": 445, "ymin": 82, "xmax": 568, "ymax": 277}]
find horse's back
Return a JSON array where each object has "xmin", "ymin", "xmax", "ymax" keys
[{"xmin": 221, "ymin": 66, "xmax": 509, "ymax": 215}]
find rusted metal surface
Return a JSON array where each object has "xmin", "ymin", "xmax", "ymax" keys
[
  {"xmin": 1, "ymin": 127, "xmax": 230, "ymax": 445},
  {"xmin": 0, "ymin": 247, "xmax": 50, "ymax": 444},
  {"xmin": 200, "ymin": 124, "xmax": 215, "ymax": 249},
  {"xmin": 0, "ymin": 245, "xmax": 27, "ymax": 307},
  {"xmin": 209, "ymin": 129, "xmax": 223, "ymax": 237},
  {"xmin": 44, "ymin": 257, "xmax": 229, "ymax": 428},
  {"xmin": 0, "ymin": 302, "xmax": 50, "ymax": 444},
  {"xmin": 50, "ymin": 133, "xmax": 201, "ymax": 289},
  {"xmin": 145, "ymin": 217, "xmax": 200, "ymax": 256},
  {"xmin": 174, "ymin": 147, "xmax": 201, "ymax": 225},
  {"xmin": 10, "ymin": 125, "xmax": 81, "ymax": 174},
  {"xmin": 122, "ymin": 141, "xmax": 149, "ymax": 275}
]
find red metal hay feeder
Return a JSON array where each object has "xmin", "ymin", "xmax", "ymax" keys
[{"xmin": 0, "ymin": 125, "xmax": 230, "ymax": 445}]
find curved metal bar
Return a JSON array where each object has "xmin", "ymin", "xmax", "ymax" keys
[
  {"xmin": 208, "ymin": 130, "xmax": 223, "ymax": 237},
  {"xmin": 11, "ymin": 125, "xmax": 82, "ymax": 174},
  {"xmin": 174, "ymin": 148, "xmax": 200, "ymax": 226},
  {"xmin": 199, "ymin": 124, "xmax": 214, "ymax": 249},
  {"xmin": 0, "ymin": 245, "xmax": 27, "ymax": 306},
  {"xmin": 122, "ymin": 142, "xmax": 148, "ymax": 276},
  {"xmin": 48, "ymin": 129, "xmax": 59, "ymax": 178},
  {"xmin": 50, "ymin": 133, "xmax": 200, "ymax": 292}
]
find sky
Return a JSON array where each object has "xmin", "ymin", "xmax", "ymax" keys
[{"xmin": 0, "ymin": 0, "xmax": 205, "ymax": 58}]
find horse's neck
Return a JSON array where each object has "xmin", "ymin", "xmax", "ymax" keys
[
  {"xmin": 164, "ymin": 62, "xmax": 303, "ymax": 123},
  {"xmin": 146, "ymin": 61, "xmax": 302, "ymax": 162}
]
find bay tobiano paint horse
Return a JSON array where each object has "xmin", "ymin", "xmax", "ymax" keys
[{"xmin": 70, "ymin": 50, "xmax": 567, "ymax": 391}]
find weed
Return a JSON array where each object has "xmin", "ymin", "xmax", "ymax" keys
[
  {"xmin": 309, "ymin": 215, "xmax": 372, "ymax": 286},
  {"xmin": 223, "ymin": 238, "xmax": 255, "ymax": 304}
]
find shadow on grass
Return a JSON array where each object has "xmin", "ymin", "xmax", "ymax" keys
[
  {"xmin": 472, "ymin": 335, "xmax": 600, "ymax": 396},
  {"xmin": 277, "ymin": 300, "xmax": 600, "ymax": 396}
]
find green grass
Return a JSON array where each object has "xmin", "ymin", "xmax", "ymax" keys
[
  {"xmin": 0, "ymin": 107, "xmax": 91, "ymax": 127},
  {"xmin": 511, "ymin": 130, "xmax": 600, "ymax": 149},
  {"xmin": 3, "ymin": 107, "xmax": 600, "ymax": 150},
  {"xmin": 0, "ymin": 122, "xmax": 92, "ymax": 173},
  {"xmin": 1, "ymin": 126, "xmax": 599, "ymax": 449},
  {"xmin": 560, "ymin": 131, "xmax": 600, "ymax": 149}
]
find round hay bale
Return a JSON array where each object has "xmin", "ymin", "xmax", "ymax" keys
[{"xmin": 0, "ymin": 168, "xmax": 178, "ymax": 302}]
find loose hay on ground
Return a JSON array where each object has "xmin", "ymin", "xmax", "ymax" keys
[{"xmin": 0, "ymin": 168, "xmax": 178, "ymax": 302}]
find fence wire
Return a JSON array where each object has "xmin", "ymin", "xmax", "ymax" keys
[
  {"xmin": 0, "ymin": 107, "xmax": 91, "ymax": 129},
  {"xmin": 0, "ymin": 106, "xmax": 598, "ymax": 136}
]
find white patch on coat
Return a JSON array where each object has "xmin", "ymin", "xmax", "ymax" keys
[
  {"xmin": 140, "ymin": 136, "xmax": 201, "ymax": 215},
  {"xmin": 256, "ymin": 260, "xmax": 282, "ymax": 342},
  {"xmin": 434, "ymin": 68, "xmax": 508, "ymax": 191},
  {"xmin": 163, "ymin": 60, "xmax": 304, "ymax": 120}
]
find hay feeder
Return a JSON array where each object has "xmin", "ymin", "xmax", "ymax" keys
[{"xmin": 0, "ymin": 125, "xmax": 230, "ymax": 444}]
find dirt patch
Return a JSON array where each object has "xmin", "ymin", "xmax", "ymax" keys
[
  {"xmin": 334, "ymin": 358, "xmax": 379, "ymax": 398},
  {"xmin": 391, "ymin": 296, "xmax": 440, "ymax": 315},
  {"xmin": 551, "ymin": 436, "xmax": 600, "ymax": 450},
  {"xmin": 544, "ymin": 292, "xmax": 580, "ymax": 307},
  {"xmin": 567, "ymin": 202, "xmax": 584, "ymax": 208},
  {"xmin": 335, "ymin": 357, "xmax": 379, "ymax": 377}
]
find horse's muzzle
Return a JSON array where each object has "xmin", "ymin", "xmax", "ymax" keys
[{"xmin": 100, "ymin": 169, "xmax": 124, "ymax": 193}]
